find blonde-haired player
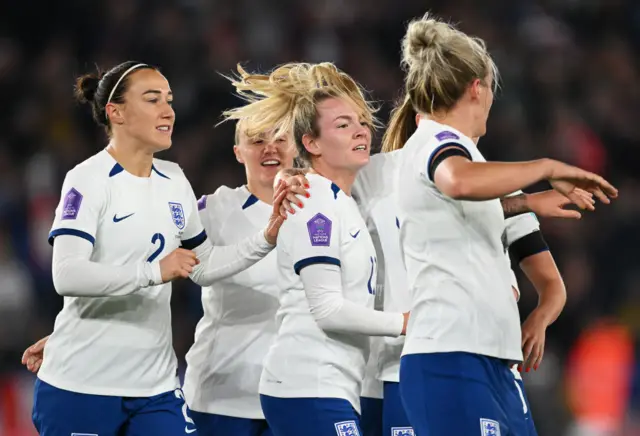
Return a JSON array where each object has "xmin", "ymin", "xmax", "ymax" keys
[
  {"xmin": 384, "ymin": 13, "xmax": 617, "ymax": 434},
  {"xmin": 224, "ymin": 62, "xmax": 409, "ymax": 435},
  {"xmin": 30, "ymin": 60, "xmax": 297, "ymax": 436},
  {"xmin": 181, "ymin": 115, "xmax": 299, "ymax": 435}
]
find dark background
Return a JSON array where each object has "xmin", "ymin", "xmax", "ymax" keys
[{"xmin": 0, "ymin": 1, "xmax": 639, "ymax": 434}]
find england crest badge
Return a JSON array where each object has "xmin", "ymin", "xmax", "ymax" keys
[
  {"xmin": 392, "ymin": 427, "xmax": 415, "ymax": 436},
  {"xmin": 480, "ymin": 418, "xmax": 501, "ymax": 436},
  {"xmin": 334, "ymin": 421, "xmax": 360, "ymax": 436},
  {"xmin": 169, "ymin": 202, "xmax": 185, "ymax": 230}
]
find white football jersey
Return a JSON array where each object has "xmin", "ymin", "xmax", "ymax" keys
[
  {"xmin": 39, "ymin": 149, "xmax": 206, "ymax": 397},
  {"xmin": 259, "ymin": 173, "xmax": 377, "ymax": 413},
  {"xmin": 183, "ymin": 186, "xmax": 278, "ymax": 419},
  {"xmin": 353, "ymin": 151, "xmax": 408, "ymax": 386},
  {"xmin": 396, "ymin": 119, "xmax": 522, "ymax": 362}
]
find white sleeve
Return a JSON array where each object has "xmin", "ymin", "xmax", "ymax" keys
[
  {"xmin": 184, "ymin": 186, "xmax": 274, "ymax": 286},
  {"xmin": 49, "ymin": 168, "xmax": 103, "ymax": 246},
  {"xmin": 504, "ymin": 212, "xmax": 540, "ymax": 247},
  {"xmin": 421, "ymin": 128, "xmax": 475, "ymax": 183},
  {"xmin": 300, "ymin": 263, "xmax": 404, "ymax": 337},
  {"xmin": 52, "ymin": 235, "xmax": 158, "ymax": 297},
  {"xmin": 189, "ymin": 231, "xmax": 274, "ymax": 286}
]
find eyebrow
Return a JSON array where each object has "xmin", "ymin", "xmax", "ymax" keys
[
  {"xmin": 333, "ymin": 115, "xmax": 354, "ymax": 122},
  {"xmin": 142, "ymin": 90, "xmax": 173, "ymax": 96}
]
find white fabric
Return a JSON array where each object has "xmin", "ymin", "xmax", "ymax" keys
[
  {"xmin": 259, "ymin": 173, "xmax": 384, "ymax": 413},
  {"xmin": 183, "ymin": 186, "xmax": 279, "ymax": 419},
  {"xmin": 52, "ymin": 235, "xmax": 158, "ymax": 297},
  {"xmin": 39, "ymin": 150, "xmax": 272, "ymax": 398},
  {"xmin": 300, "ymin": 264, "xmax": 403, "ymax": 336},
  {"xmin": 353, "ymin": 151, "xmax": 409, "ymax": 385},
  {"xmin": 396, "ymin": 119, "xmax": 523, "ymax": 362}
]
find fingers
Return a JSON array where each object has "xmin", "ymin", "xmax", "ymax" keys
[
  {"xmin": 533, "ymin": 343, "xmax": 544, "ymax": 371},
  {"xmin": 292, "ymin": 175, "xmax": 310, "ymax": 189},
  {"xmin": 21, "ymin": 348, "xmax": 30, "ymax": 365},
  {"xmin": 287, "ymin": 184, "xmax": 310, "ymax": 197},
  {"xmin": 590, "ymin": 186, "xmax": 610, "ymax": 204},
  {"xmin": 555, "ymin": 208, "xmax": 582, "ymax": 219},
  {"xmin": 567, "ymin": 191, "xmax": 593, "ymax": 211},
  {"xmin": 593, "ymin": 176, "xmax": 618, "ymax": 199},
  {"xmin": 27, "ymin": 356, "xmax": 42, "ymax": 373},
  {"xmin": 273, "ymin": 187, "xmax": 291, "ymax": 217},
  {"xmin": 522, "ymin": 337, "xmax": 535, "ymax": 368}
]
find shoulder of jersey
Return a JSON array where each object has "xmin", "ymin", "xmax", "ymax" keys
[
  {"xmin": 151, "ymin": 158, "xmax": 186, "ymax": 180},
  {"xmin": 196, "ymin": 185, "xmax": 242, "ymax": 215},
  {"xmin": 65, "ymin": 152, "xmax": 113, "ymax": 186},
  {"xmin": 307, "ymin": 173, "xmax": 341, "ymax": 203}
]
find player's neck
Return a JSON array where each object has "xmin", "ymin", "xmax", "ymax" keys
[
  {"xmin": 245, "ymin": 180, "xmax": 273, "ymax": 205},
  {"xmin": 426, "ymin": 108, "xmax": 475, "ymax": 140},
  {"xmin": 106, "ymin": 139, "xmax": 154, "ymax": 178},
  {"xmin": 308, "ymin": 165, "xmax": 357, "ymax": 197}
]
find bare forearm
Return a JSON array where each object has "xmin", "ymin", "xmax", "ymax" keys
[
  {"xmin": 439, "ymin": 159, "xmax": 551, "ymax": 200},
  {"xmin": 520, "ymin": 252, "xmax": 567, "ymax": 325},
  {"xmin": 501, "ymin": 194, "xmax": 529, "ymax": 219}
]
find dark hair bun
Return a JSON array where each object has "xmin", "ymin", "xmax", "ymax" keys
[{"xmin": 74, "ymin": 73, "xmax": 101, "ymax": 104}]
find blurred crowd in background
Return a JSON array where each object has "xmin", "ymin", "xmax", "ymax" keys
[{"xmin": 1, "ymin": 0, "xmax": 639, "ymax": 434}]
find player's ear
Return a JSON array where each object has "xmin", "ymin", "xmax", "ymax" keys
[
  {"xmin": 302, "ymin": 133, "xmax": 321, "ymax": 158},
  {"xmin": 233, "ymin": 145, "xmax": 244, "ymax": 164},
  {"xmin": 106, "ymin": 103, "xmax": 125, "ymax": 126},
  {"xmin": 415, "ymin": 112, "xmax": 421, "ymax": 127}
]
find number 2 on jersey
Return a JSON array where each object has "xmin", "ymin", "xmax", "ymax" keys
[{"xmin": 147, "ymin": 233, "xmax": 165, "ymax": 262}]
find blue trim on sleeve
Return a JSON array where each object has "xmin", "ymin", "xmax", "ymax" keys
[
  {"xmin": 152, "ymin": 165, "xmax": 171, "ymax": 179},
  {"xmin": 294, "ymin": 256, "xmax": 341, "ymax": 275},
  {"xmin": 181, "ymin": 230, "xmax": 208, "ymax": 250},
  {"xmin": 48, "ymin": 228, "xmax": 96, "ymax": 246},
  {"xmin": 426, "ymin": 142, "xmax": 473, "ymax": 182},
  {"xmin": 109, "ymin": 163, "xmax": 124, "ymax": 177},
  {"xmin": 242, "ymin": 194, "xmax": 259, "ymax": 210},
  {"xmin": 330, "ymin": 183, "xmax": 340, "ymax": 199}
]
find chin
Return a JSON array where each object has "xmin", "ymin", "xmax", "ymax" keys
[{"xmin": 153, "ymin": 139, "xmax": 173, "ymax": 152}]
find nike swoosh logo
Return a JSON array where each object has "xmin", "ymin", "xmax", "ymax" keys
[
  {"xmin": 185, "ymin": 427, "xmax": 197, "ymax": 434},
  {"xmin": 113, "ymin": 213, "xmax": 135, "ymax": 223},
  {"xmin": 350, "ymin": 230, "xmax": 360, "ymax": 238}
]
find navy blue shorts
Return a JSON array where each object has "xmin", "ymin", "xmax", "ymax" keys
[
  {"xmin": 360, "ymin": 396, "xmax": 382, "ymax": 436},
  {"xmin": 260, "ymin": 395, "xmax": 362, "ymax": 436},
  {"xmin": 383, "ymin": 382, "xmax": 414, "ymax": 435},
  {"xmin": 190, "ymin": 410, "xmax": 271, "ymax": 436},
  {"xmin": 32, "ymin": 378, "xmax": 198, "ymax": 436},
  {"xmin": 399, "ymin": 352, "xmax": 535, "ymax": 435}
]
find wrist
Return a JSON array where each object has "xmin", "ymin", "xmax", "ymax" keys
[
  {"xmin": 263, "ymin": 228, "xmax": 276, "ymax": 246},
  {"xmin": 539, "ymin": 158, "xmax": 556, "ymax": 180}
]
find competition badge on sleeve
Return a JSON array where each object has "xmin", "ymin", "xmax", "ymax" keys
[
  {"xmin": 435, "ymin": 130, "xmax": 460, "ymax": 141},
  {"xmin": 62, "ymin": 188, "xmax": 83, "ymax": 220},
  {"xmin": 169, "ymin": 202, "xmax": 186, "ymax": 230},
  {"xmin": 307, "ymin": 213, "xmax": 332, "ymax": 247}
]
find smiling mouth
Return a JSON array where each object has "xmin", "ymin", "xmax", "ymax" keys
[
  {"xmin": 261, "ymin": 159, "xmax": 281, "ymax": 167},
  {"xmin": 156, "ymin": 125, "xmax": 172, "ymax": 133},
  {"xmin": 353, "ymin": 145, "xmax": 367, "ymax": 151}
]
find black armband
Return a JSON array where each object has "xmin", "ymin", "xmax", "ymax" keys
[
  {"xmin": 427, "ymin": 144, "xmax": 472, "ymax": 181},
  {"xmin": 510, "ymin": 230, "xmax": 549, "ymax": 263}
]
